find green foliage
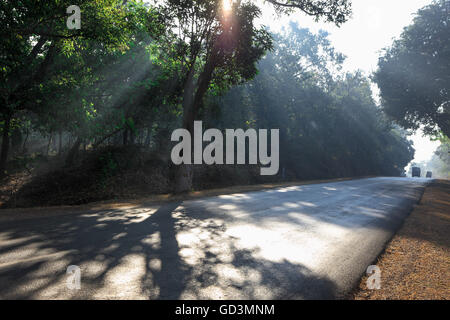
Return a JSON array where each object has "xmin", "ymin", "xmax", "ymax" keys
[
  {"xmin": 0, "ymin": 0, "xmax": 416, "ymax": 191},
  {"xmin": 428, "ymin": 136, "xmax": 450, "ymax": 178},
  {"xmin": 266, "ymin": 0, "xmax": 352, "ymax": 26},
  {"xmin": 204, "ymin": 24, "xmax": 415, "ymax": 178},
  {"xmin": 375, "ymin": 0, "xmax": 450, "ymax": 137},
  {"xmin": 154, "ymin": 0, "xmax": 274, "ymax": 103}
]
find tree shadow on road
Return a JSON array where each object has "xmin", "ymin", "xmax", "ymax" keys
[
  {"xmin": 0, "ymin": 201, "xmax": 337, "ymax": 299},
  {"xmin": 185, "ymin": 178, "xmax": 426, "ymax": 232}
]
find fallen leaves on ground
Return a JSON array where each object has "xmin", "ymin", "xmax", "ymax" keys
[{"xmin": 353, "ymin": 180, "xmax": 450, "ymax": 300}]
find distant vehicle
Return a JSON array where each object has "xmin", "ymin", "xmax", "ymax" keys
[
  {"xmin": 426, "ymin": 171, "xmax": 432, "ymax": 178},
  {"xmin": 412, "ymin": 167, "xmax": 421, "ymax": 178}
]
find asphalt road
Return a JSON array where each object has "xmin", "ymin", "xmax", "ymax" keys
[{"xmin": 0, "ymin": 177, "xmax": 428, "ymax": 299}]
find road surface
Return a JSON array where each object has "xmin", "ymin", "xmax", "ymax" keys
[{"xmin": 0, "ymin": 177, "xmax": 428, "ymax": 299}]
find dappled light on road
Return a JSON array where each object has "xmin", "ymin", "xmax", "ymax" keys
[{"xmin": 0, "ymin": 178, "xmax": 428, "ymax": 299}]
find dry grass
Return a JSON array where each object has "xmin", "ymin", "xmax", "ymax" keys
[{"xmin": 353, "ymin": 180, "xmax": 450, "ymax": 300}]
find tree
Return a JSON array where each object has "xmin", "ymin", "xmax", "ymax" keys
[
  {"xmin": 206, "ymin": 24, "xmax": 414, "ymax": 179},
  {"xmin": 432, "ymin": 142, "xmax": 450, "ymax": 178},
  {"xmin": 374, "ymin": 0, "xmax": 450, "ymax": 137},
  {"xmin": 0, "ymin": 0, "xmax": 156, "ymax": 173},
  {"xmin": 155, "ymin": 0, "xmax": 352, "ymax": 192}
]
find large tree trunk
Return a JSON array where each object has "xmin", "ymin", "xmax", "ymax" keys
[
  {"xmin": 174, "ymin": 56, "xmax": 218, "ymax": 193},
  {"xmin": 0, "ymin": 114, "xmax": 11, "ymax": 175},
  {"xmin": 46, "ymin": 133, "xmax": 53, "ymax": 156},
  {"xmin": 174, "ymin": 67, "xmax": 197, "ymax": 193},
  {"xmin": 65, "ymin": 137, "xmax": 81, "ymax": 167},
  {"xmin": 174, "ymin": 164, "xmax": 194, "ymax": 194},
  {"xmin": 144, "ymin": 127, "xmax": 152, "ymax": 147},
  {"xmin": 58, "ymin": 130, "xmax": 63, "ymax": 155},
  {"xmin": 10, "ymin": 127, "xmax": 23, "ymax": 156},
  {"xmin": 123, "ymin": 127, "xmax": 129, "ymax": 146},
  {"xmin": 129, "ymin": 128, "xmax": 136, "ymax": 145},
  {"xmin": 22, "ymin": 128, "xmax": 29, "ymax": 154}
]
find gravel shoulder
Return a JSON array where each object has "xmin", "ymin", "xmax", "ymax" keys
[{"xmin": 353, "ymin": 180, "xmax": 450, "ymax": 300}]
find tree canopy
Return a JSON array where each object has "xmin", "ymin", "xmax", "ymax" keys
[
  {"xmin": 0, "ymin": 0, "xmax": 418, "ymax": 203},
  {"xmin": 375, "ymin": 0, "xmax": 450, "ymax": 137},
  {"xmin": 206, "ymin": 24, "xmax": 414, "ymax": 179}
]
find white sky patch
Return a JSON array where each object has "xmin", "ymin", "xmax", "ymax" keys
[
  {"xmin": 257, "ymin": 0, "xmax": 432, "ymax": 74},
  {"xmin": 409, "ymin": 131, "xmax": 440, "ymax": 163},
  {"xmin": 257, "ymin": 0, "xmax": 440, "ymax": 166}
]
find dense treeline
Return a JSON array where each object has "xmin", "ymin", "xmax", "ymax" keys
[
  {"xmin": 428, "ymin": 138, "xmax": 450, "ymax": 178},
  {"xmin": 0, "ymin": 1, "xmax": 414, "ymax": 206},
  {"xmin": 207, "ymin": 24, "xmax": 414, "ymax": 179}
]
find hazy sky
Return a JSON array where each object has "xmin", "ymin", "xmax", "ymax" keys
[{"xmin": 257, "ymin": 0, "xmax": 440, "ymax": 164}]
